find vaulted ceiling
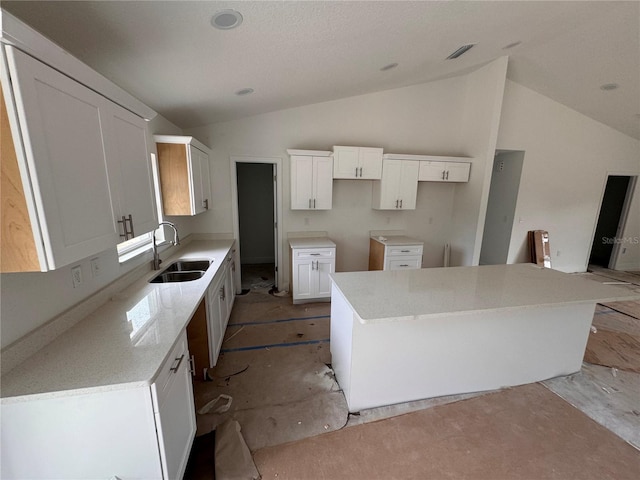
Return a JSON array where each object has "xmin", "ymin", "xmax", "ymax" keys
[{"xmin": 4, "ymin": 1, "xmax": 639, "ymax": 139}]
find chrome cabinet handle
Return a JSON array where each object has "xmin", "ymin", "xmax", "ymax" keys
[
  {"xmin": 203, "ymin": 198, "xmax": 209, "ymax": 210},
  {"xmin": 399, "ymin": 264, "xmax": 410, "ymax": 267},
  {"xmin": 395, "ymin": 199, "xmax": 399, "ymax": 208},
  {"xmin": 170, "ymin": 354, "xmax": 185, "ymax": 373},
  {"xmin": 220, "ymin": 285, "xmax": 226, "ymax": 300},
  {"xmin": 442, "ymin": 170, "xmax": 446, "ymax": 180},
  {"xmin": 355, "ymin": 167, "xmax": 358, "ymax": 177},
  {"xmin": 309, "ymin": 198, "xmax": 312, "ymax": 209},
  {"xmin": 400, "ymin": 199, "xmax": 403, "ymax": 208},
  {"xmin": 118, "ymin": 214, "xmax": 134, "ymax": 240},
  {"xmin": 446, "ymin": 171, "xmax": 450, "ymax": 180}
]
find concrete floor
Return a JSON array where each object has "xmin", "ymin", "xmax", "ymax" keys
[{"xmin": 184, "ymin": 266, "xmax": 640, "ymax": 478}]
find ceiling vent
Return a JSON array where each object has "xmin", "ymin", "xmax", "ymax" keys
[{"xmin": 446, "ymin": 44, "xmax": 476, "ymax": 60}]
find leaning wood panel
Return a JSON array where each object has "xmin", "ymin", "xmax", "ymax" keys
[
  {"xmin": 368, "ymin": 238, "xmax": 384, "ymax": 271},
  {"xmin": 156, "ymin": 142, "xmax": 191, "ymax": 215},
  {"xmin": 1, "ymin": 84, "xmax": 40, "ymax": 272}
]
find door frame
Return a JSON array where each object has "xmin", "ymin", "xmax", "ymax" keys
[
  {"xmin": 230, "ymin": 155, "xmax": 283, "ymax": 290},
  {"xmin": 587, "ymin": 172, "xmax": 637, "ymax": 271}
]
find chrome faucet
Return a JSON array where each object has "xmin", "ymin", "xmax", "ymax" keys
[{"xmin": 153, "ymin": 221, "xmax": 180, "ymax": 270}]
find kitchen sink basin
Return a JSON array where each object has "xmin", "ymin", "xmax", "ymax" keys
[
  {"xmin": 162, "ymin": 260, "xmax": 212, "ymax": 272},
  {"xmin": 149, "ymin": 270, "xmax": 205, "ymax": 283},
  {"xmin": 149, "ymin": 259, "xmax": 212, "ymax": 283}
]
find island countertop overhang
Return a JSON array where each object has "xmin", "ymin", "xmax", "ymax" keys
[{"xmin": 329, "ymin": 263, "xmax": 638, "ymax": 324}]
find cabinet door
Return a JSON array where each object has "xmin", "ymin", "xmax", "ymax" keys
[
  {"xmin": 332, "ymin": 146, "xmax": 360, "ymax": 179},
  {"xmin": 206, "ymin": 275, "xmax": 225, "ymax": 365},
  {"xmin": 398, "ymin": 160, "xmax": 419, "ymax": 209},
  {"xmin": 290, "ymin": 155, "xmax": 313, "ymax": 209},
  {"xmin": 153, "ymin": 333, "xmax": 196, "ymax": 480},
  {"xmin": 312, "ymin": 156, "xmax": 333, "ymax": 209},
  {"xmin": 372, "ymin": 159, "xmax": 402, "ymax": 209},
  {"xmin": 418, "ymin": 161, "xmax": 447, "ymax": 181},
  {"xmin": 104, "ymin": 103, "xmax": 158, "ymax": 238},
  {"xmin": 315, "ymin": 258, "xmax": 335, "ymax": 298},
  {"xmin": 292, "ymin": 258, "xmax": 314, "ymax": 301},
  {"xmin": 359, "ymin": 147, "xmax": 383, "ymax": 179},
  {"xmin": 6, "ymin": 46, "xmax": 118, "ymax": 269},
  {"xmin": 445, "ymin": 162, "xmax": 471, "ymax": 182},
  {"xmin": 189, "ymin": 145, "xmax": 211, "ymax": 215}
]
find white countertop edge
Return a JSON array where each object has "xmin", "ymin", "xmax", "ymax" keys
[{"xmin": 0, "ymin": 239, "xmax": 235, "ymax": 401}]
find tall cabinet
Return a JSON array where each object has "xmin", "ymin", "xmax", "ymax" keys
[{"xmin": 372, "ymin": 156, "xmax": 420, "ymax": 210}]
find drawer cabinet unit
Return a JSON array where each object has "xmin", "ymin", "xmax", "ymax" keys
[
  {"xmin": 333, "ymin": 146, "xmax": 383, "ymax": 179},
  {"xmin": 371, "ymin": 157, "xmax": 419, "ymax": 210},
  {"xmin": 288, "ymin": 150, "xmax": 333, "ymax": 210},
  {"xmin": 155, "ymin": 136, "xmax": 212, "ymax": 216},
  {"xmin": 289, "ymin": 237, "xmax": 336, "ymax": 303},
  {"xmin": 418, "ymin": 158, "xmax": 471, "ymax": 182},
  {"xmin": 369, "ymin": 236, "xmax": 424, "ymax": 271}
]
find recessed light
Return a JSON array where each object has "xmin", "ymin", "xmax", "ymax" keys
[
  {"xmin": 380, "ymin": 63, "xmax": 398, "ymax": 72},
  {"xmin": 503, "ymin": 41, "xmax": 522, "ymax": 50},
  {"xmin": 600, "ymin": 83, "xmax": 619, "ymax": 91},
  {"xmin": 211, "ymin": 9, "xmax": 243, "ymax": 30},
  {"xmin": 235, "ymin": 88, "xmax": 254, "ymax": 96}
]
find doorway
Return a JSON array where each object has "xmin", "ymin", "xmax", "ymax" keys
[
  {"xmin": 479, "ymin": 150, "xmax": 524, "ymax": 265},
  {"xmin": 589, "ymin": 175, "xmax": 636, "ymax": 269},
  {"xmin": 231, "ymin": 156, "xmax": 283, "ymax": 291}
]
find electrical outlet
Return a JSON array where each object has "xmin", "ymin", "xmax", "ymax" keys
[
  {"xmin": 90, "ymin": 257, "xmax": 101, "ymax": 277},
  {"xmin": 71, "ymin": 265, "xmax": 83, "ymax": 288}
]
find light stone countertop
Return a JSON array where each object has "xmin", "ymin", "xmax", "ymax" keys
[
  {"xmin": 330, "ymin": 263, "xmax": 639, "ymax": 323},
  {"xmin": 0, "ymin": 240, "xmax": 234, "ymax": 403},
  {"xmin": 289, "ymin": 237, "xmax": 336, "ymax": 249},
  {"xmin": 370, "ymin": 235, "xmax": 423, "ymax": 246}
]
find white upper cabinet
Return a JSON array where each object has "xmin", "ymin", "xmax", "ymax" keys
[
  {"xmin": 372, "ymin": 158, "xmax": 419, "ymax": 210},
  {"xmin": 418, "ymin": 158, "xmax": 471, "ymax": 182},
  {"xmin": 333, "ymin": 146, "xmax": 383, "ymax": 179},
  {"xmin": 288, "ymin": 150, "xmax": 333, "ymax": 210},
  {"xmin": 4, "ymin": 46, "xmax": 120, "ymax": 270},
  {"xmin": 104, "ymin": 103, "xmax": 158, "ymax": 239},
  {"xmin": 154, "ymin": 136, "xmax": 212, "ymax": 216},
  {"xmin": 1, "ymin": 14, "xmax": 158, "ymax": 272}
]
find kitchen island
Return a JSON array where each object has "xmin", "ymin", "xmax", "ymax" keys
[{"xmin": 330, "ymin": 263, "xmax": 638, "ymax": 412}]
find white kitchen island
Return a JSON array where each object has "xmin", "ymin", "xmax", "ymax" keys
[{"xmin": 330, "ymin": 264, "xmax": 638, "ymax": 412}]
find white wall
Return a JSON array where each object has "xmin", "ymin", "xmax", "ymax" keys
[
  {"xmin": 186, "ymin": 76, "xmax": 473, "ymax": 286},
  {"xmin": 0, "ymin": 114, "xmax": 187, "ymax": 349},
  {"xmin": 497, "ymin": 80, "xmax": 640, "ymax": 272}
]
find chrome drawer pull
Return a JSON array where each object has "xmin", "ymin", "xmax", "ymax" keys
[{"xmin": 170, "ymin": 354, "xmax": 185, "ymax": 373}]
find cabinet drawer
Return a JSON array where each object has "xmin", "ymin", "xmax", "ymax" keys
[
  {"xmin": 152, "ymin": 331, "xmax": 189, "ymax": 413},
  {"xmin": 385, "ymin": 256, "xmax": 422, "ymax": 270},
  {"xmin": 294, "ymin": 248, "xmax": 335, "ymax": 260},
  {"xmin": 386, "ymin": 245, "xmax": 423, "ymax": 256}
]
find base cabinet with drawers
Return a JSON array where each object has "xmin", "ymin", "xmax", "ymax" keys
[
  {"xmin": 368, "ymin": 236, "xmax": 424, "ymax": 271},
  {"xmin": 1, "ymin": 331, "xmax": 196, "ymax": 480},
  {"xmin": 289, "ymin": 237, "xmax": 336, "ymax": 303}
]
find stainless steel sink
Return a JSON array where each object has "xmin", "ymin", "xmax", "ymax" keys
[
  {"xmin": 149, "ymin": 270, "xmax": 205, "ymax": 283},
  {"xmin": 149, "ymin": 259, "xmax": 212, "ymax": 283},
  {"xmin": 162, "ymin": 260, "xmax": 212, "ymax": 272}
]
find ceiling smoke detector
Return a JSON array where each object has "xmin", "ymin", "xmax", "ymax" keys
[
  {"xmin": 211, "ymin": 9, "xmax": 243, "ymax": 30},
  {"xmin": 446, "ymin": 44, "xmax": 476, "ymax": 60}
]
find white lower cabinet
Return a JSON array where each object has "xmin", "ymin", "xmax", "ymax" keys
[
  {"xmin": 0, "ymin": 331, "xmax": 196, "ymax": 480},
  {"xmin": 289, "ymin": 238, "xmax": 336, "ymax": 304},
  {"xmin": 369, "ymin": 236, "xmax": 424, "ymax": 271},
  {"xmin": 206, "ymin": 251, "xmax": 236, "ymax": 366}
]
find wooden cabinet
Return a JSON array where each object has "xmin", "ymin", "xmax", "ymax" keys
[
  {"xmin": 369, "ymin": 236, "xmax": 423, "ymax": 271},
  {"xmin": 418, "ymin": 159, "xmax": 471, "ymax": 182},
  {"xmin": 1, "ymin": 46, "xmax": 157, "ymax": 272},
  {"xmin": 155, "ymin": 136, "xmax": 212, "ymax": 216},
  {"xmin": 1, "ymin": 331, "xmax": 196, "ymax": 479},
  {"xmin": 372, "ymin": 158, "xmax": 419, "ymax": 210},
  {"xmin": 333, "ymin": 146, "xmax": 383, "ymax": 179},
  {"xmin": 289, "ymin": 238, "xmax": 336, "ymax": 303},
  {"xmin": 288, "ymin": 150, "xmax": 333, "ymax": 210}
]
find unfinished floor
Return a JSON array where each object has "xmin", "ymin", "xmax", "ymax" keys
[{"xmin": 184, "ymin": 267, "xmax": 640, "ymax": 478}]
